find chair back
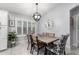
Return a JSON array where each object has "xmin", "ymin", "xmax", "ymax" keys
[
  {"xmin": 59, "ymin": 34, "xmax": 69, "ymax": 54},
  {"xmin": 27, "ymin": 34, "xmax": 30, "ymax": 40},
  {"xmin": 36, "ymin": 36, "xmax": 40, "ymax": 48},
  {"xmin": 49, "ymin": 33, "xmax": 55, "ymax": 37},
  {"xmin": 61, "ymin": 34, "xmax": 69, "ymax": 46},
  {"xmin": 29, "ymin": 35, "xmax": 34, "ymax": 45}
]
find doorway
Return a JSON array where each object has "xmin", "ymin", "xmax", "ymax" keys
[{"xmin": 70, "ymin": 5, "xmax": 79, "ymax": 50}]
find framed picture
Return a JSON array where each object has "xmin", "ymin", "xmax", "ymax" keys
[
  {"xmin": 47, "ymin": 20, "xmax": 54, "ymax": 28},
  {"xmin": 9, "ymin": 20, "xmax": 15, "ymax": 27}
]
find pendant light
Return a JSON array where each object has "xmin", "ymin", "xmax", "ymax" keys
[{"xmin": 33, "ymin": 3, "xmax": 41, "ymax": 22}]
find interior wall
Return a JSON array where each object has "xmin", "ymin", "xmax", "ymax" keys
[
  {"xmin": 8, "ymin": 13, "xmax": 35, "ymax": 31},
  {"xmin": 38, "ymin": 3, "xmax": 79, "ymax": 51},
  {"xmin": 0, "ymin": 10, "xmax": 8, "ymax": 50},
  {"xmin": 8, "ymin": 13, "xmax": 35, "ymax": 42},
  {"xmin": 8, "ymin": 13, "xmax": 30, "ymax": 33}
]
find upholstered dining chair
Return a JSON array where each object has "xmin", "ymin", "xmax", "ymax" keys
[{"xmin": 46, "ymin": 34, "xmax": 69, "ymax": 55}]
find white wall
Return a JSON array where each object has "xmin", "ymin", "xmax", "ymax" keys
[
  {"xmin": 38, "ymin": 3, "xmax": 79, "ymax": 51},
  {"xmin": 8, "ymin": 13, "xmax": 36, "ymax": 41},
  {"xmin": 8, "ymin": 13, "xmax": 29, "ymax": 41},
  {"xmin": 8, "ymin": 13, "xmax": 31, "ymax": 33}
]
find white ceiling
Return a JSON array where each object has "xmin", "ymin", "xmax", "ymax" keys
[{"xmin": 0, "ymin": 3, "xmax": 58, "ymax": 16}]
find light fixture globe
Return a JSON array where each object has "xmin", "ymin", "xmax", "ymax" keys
[
  {"xmin": 33, "ymin": 3, "xmax": 41, "ymax": 22},
  {"xmin": 33, "ymin": 12, "xmax": 41, "ymax": 22}
]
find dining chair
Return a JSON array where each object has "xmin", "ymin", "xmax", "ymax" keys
[
  {"xmin": 29, "ymin": 35, "xmax": 45, "ymax": 55},
  {"xmin": 27, "ymin": 34, "xmax": 30, "ymax": 50},
  {"xmin": 29, "ymin": 35, "xmax": 35, "ymax": 54},
  {"xmin": 36, "ymin": 36, "xmax": 45, "ymax": 55},
  {"xmin": 46, "ymin": 34, "xmax": 69, "ymax": 55},
  {"xmin": 53, "ymin": 33, "xmax": 55, "ymax": 37},
  {"xmin": 43, "ymin": 33, "xmax": 47, "ymax": 37}
]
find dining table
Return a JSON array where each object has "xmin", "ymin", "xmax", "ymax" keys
[{"xmin": 33, "ymin": 36, "xmax": 59, "ymax": 55}]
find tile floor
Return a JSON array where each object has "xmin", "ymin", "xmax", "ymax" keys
[
  {"xmin": 0, "ymin": 39, "xmax": 44, "ymax": 55},
  {"xmin": 0, "ymin": 39, "xmax": 30, "ymax": 55},
  {"xmin": 0, "ymin": 38, "xmax": 79, "ymax": 55},
  {"xmin": 68, "ymin": 48, "xmax": 79, "ymax": 55}
]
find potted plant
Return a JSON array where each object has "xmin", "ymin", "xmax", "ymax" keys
[{"xmin": 8, "ymin": 32, "xmax": 17, "ymax": 47}]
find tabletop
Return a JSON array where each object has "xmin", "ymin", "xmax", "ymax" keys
[{"xmin": 33, "ymin": 36, "xmax": 59, "ymax": 44}]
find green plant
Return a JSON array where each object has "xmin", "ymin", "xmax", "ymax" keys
[{"xmin": 8, "ymin": 32, "xmax": 16, "ymax": 41}]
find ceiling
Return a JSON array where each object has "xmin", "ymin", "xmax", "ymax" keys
[{"xmin": 0, "ymin": 3, "xmax": 58, "ymax": 16}]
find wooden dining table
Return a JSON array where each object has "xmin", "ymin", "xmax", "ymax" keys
[
  {"xmin": 33, "ymin": 36, "xmax": 59, "ymax": 55},
  {"xmin": 38, "ymin": 36, "xmax": 59, "ymax": 44}
]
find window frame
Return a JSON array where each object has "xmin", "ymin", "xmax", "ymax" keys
[{"xmin": 16, "ymin": 19, "xmax": 35, "ymax": 37}]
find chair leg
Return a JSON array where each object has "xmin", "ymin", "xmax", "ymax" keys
[
  {"xmin": 30, "ymin": 45, "xmax": 33, "ymax": 54},
  {"xmin": 27, "ymin": 39, "xmax": 30, "ymax": 50},
  {"xmin": 64, "ymin": 51, "xmax": 66, "ymax": 55},
  {"xmin": 44, "ymin": 46, "xmax": 47, "ymax": 55},
  {"xmin": 27, "ymin": 42, "xmax": 30, "ymax": 50},
  {"xmin": 30, "ymin": 47, "xmax": 32, "ymax": 53},
  {"xmin": 37, "ymin": 49, "xmax": 39, "ymax": 55},
  {"xmin": 30, "ymin": 48, "xmax": 33, "ymax": 54}
]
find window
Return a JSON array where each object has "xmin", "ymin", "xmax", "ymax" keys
[
  {"xmin": 23, "ymin": 21, "xmax": 27, "ymax": 34},
  {"xmin": 17, "ymin": 21, "xmax": 22, "ymax": 35},
  {"xmin": 16, "ymin": 20, "xmax": 35, "ymax": 36},
  {"xmin": 32, "ymin": 22, "xmax": 35, "ymax": 33},
  {"xmin": 28, "ymin": 22, "xmax": 31, "ymax": 34}
]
